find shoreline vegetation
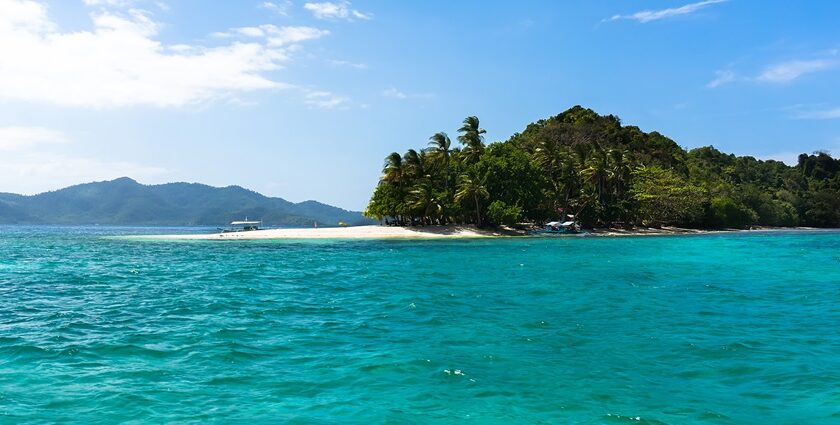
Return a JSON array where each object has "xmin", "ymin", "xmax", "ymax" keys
[
  {"xmin": 364, "ymin": 106, "xmax": 840, "ymax": 231},
  {"xmin": 138, "ymin": 225, "xmax": 829, "ymax": 240},
  {"xmin": 141, "ymin": 105, "xmax": 839, "ymax": 241}
]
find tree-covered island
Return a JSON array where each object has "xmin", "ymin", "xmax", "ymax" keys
[{"xmin": 364, "ymin": 106, "xmax": 840, "ymax": 229}]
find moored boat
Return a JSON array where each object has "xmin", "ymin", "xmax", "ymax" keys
[
  {"xmin": 218, "ymin": 219, "xmax": 262, "ymax": 233},
  {"xmin": 530, "ymin": 214, "xmax": 582, "ymax": 235}
]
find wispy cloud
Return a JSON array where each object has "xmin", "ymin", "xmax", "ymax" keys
[
  {"xmin": 0, "ymin": 126, "xmax": 168, "ymax": 194},
  {"xmin": 304, "ymin": 90, "xmax": 349, "ymax": 109},
  {"xmin": 793, "ymin": 107, "xmax": 840, "ymax": 120},
  {"xmin": 708, "ymin": 50, "xmax": 839, "ymax": 89},
  {"xmin": 329, "ymin": 59, "xmax": 368, "ymax": 69},
  {"xmin": 81, "ymin": 0, "xmax": 169, "ymax": 10},
  {"xmin": 706, "ymin": 70, "xmax": 737, "ymax": 88},
  {"xmin": 304, "ymin": 1, "xmax": 372, "ymax": 21},
  {"xmin": 0, "ymin": 126, "xmax": 66, "ymax": 151},
  {"xmin": 382, "ymin": 87, "xmax": 407, "ymax": 99},
  {"xmin": 606, "ymin": 0, "xmax": 726, "ymax": 23},
  {"xmin": 755, "ymin": 59, "xmax": 837, "ymax": 83},
  {"xmin": 381, "ymin": 87, "xmax": 435, "ymax": 100},
  {"xmin": 259, "ymin": 1, "xmax": 291, "ymax": 16},
  {"xmin": 82, "ymin": 0, "xmax": 133, "ymax": 6},
  {"xmin": 0, "ymin": 0, "xmax": 332, "ymax": 108},
  {"xmin": 216, "ymin": 24, "xmax": 330, "ymax": 46}
]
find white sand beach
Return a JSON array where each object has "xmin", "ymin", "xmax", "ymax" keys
[
  {"xmin": 137, "ymin": 225, "xmax": 822, "ymax": 241},
  {"xmin": 144, "ymin": 225, "xmax": 513, "ymax": 240}
]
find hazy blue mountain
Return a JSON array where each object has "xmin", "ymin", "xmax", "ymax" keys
[{"xmin": 0, "ymin": 177, "xmax": 373, "ymax": 226}]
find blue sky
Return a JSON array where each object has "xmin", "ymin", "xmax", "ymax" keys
[{"xmin": 0, "ymin": 0, "xmax": 838, "ymax": 210}]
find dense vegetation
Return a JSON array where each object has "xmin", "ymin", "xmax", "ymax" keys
[
  {"xmin": 365, "ymin": 106, "xmax": 840, "ymax": 229},
  {"xmin": 0, "ymin": 177, "xmax": 372, "ymax": 226}
]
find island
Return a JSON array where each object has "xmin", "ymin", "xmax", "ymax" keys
[{"xmin": 135, "ymin": 105, "xmax": 840, "ymax": 240}]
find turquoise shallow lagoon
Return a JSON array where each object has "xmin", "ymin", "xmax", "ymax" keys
[{"xmin": 1, "ymin": 226, "xmax": 839, "ymax": 424}]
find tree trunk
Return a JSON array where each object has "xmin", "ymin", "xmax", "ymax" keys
[{"xmin": 473, "ymin": 194, "xmax": 481, "ymax": 227}]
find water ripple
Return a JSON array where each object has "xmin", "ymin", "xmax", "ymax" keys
[{"xmin": 1, "ymin": 226, "xmax": 839, "ymax": 423}]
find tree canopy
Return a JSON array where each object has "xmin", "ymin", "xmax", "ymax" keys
[{"xmin": 365, "ymin": 106, "xmax": 840, "ymax": 229}]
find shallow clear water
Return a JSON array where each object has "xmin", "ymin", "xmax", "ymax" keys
[{"xmin": 1, "ymin": 226, "xmax": 839, "ymax": 424}]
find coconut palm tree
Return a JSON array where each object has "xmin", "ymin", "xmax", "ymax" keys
[
  {"xmin": 402, "ymin": 149, "xmax": 426, "ymax": 179},
  {"xmin": 455, "ymin": 173, "xmax": 489, "ymax": 226},
  {"xmin": 427, "ymin": 132, "xmax": 452, "ymax": 184},
  {"xmin": 427, "ymin": 132, "xmax": 453, "ymax": 222},
  {"xmin": 557, "ymin": 147, "xmax": 581, "ymax": 210},
  {"xmin": 609, "ymin": 147, "xmax": 633, "ymax": 197},
  {"xmin": 581, "ymin": 146, "xmax": 613, "ymax": 201},
  {"xmin": 382, "ymin": 152, "xmax": 403, "ymax": 185},
  {"xmin": 457, "ymin": 116, "xmax": 486, "ymax": 164},
  {"xmin": 407, "ymin": 179, "xmax": 443, "ymax": 224}
]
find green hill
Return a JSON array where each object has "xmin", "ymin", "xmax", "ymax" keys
[
  {"xmin": 0, "ymin": 177, "xmax": 373, "ymax": 227},
  {"xmin": 366, "ymin": 106, "xmax": 840, "ymax": 229}
]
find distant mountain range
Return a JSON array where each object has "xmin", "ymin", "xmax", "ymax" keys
[{"xmin": 0, "ymin": 177, "xmax": 373, "ymax": 227}]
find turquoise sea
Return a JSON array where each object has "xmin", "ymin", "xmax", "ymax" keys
[{"xmin": 1, "ymin": 226, "xmax": 839, "ymax": 424}]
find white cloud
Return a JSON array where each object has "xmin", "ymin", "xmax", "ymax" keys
[
  {"xmin": 0, "ymin": 0, "xmax": 54, "ymax": 32},
  {"xmin": 794, "ymin": 107, "xmax": 840, "ymax": 119},
  {"xmin": 0, "ymin": 126, "xmax": 168, "ymax": 194},
  {"xmin": 759, "ymin": 140, "xmax": 840, "ymax": 165},
  {"xmin": 706, "ymin": 69, "xmax": 736, "ymax": 88},
  {"xmin": 236, "ymin": 26, "xmax": 266, "ymax": 37},
  {"xmin": 304, "ymin": 90, "xmax": 349, "ymax": 109},
  {"xmin": 381, "ymin": 87, "xmax": 434, "ymax": 100},
  {"xmin": 265, "ymin": 25, "xmax": 330, "ymax": 45},
  {"xmin": 0, "ymin": 126, "xmax": 66, "ymax": 151},
  {"xmin": 708, "ymin": 52, "xmax": 838, "ymax": 88},
  {"xmin": 304, "ymin": 1, "xmax": 372, "ymax": 21},
  {"xmin": 351, "ymin": 10, "xmax": 371, "ymax": 20},
  {"xmin": 755, "ymin": 59, "xmax": 837, "ymax": 83},
  {"xmin": 82, "ymin": 0, "xmax": 133, "ymax": 6},
  {"xmin": 81, "ymin": 0, "xmax": 170, "ymax": 10},
  {"xmin": 0, "ymin": 154, "xmax": 169, "ymax": 195},
  {"xmin": 330, "ymin": 59, "xmax": 367, "ymax": 69},
  {"xmin": 218, "ymin": 24, "xmax": 330, "ymax": 46},
  {"xmin": 382, "ymin": 87, "xmax": 407, "ymax": 99},
  {"xmin": 0, "ymin": 0, "xmax": 330, "ymax": 108},
  {"xmin": 606, "ymin": 0, "xmax": 726, "ymax": 23},
  {"xmin": 259, "ymin": 1, "xmax": 291, "ymax": 16}
]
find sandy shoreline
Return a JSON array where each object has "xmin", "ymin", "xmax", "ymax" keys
[
  {"xmin": 137, "ymin": 225, "xmax": 512, "ymax": 240},
  {"xmin": 130, "ymin": 225, "xmax": 825, "ymax": 241}
]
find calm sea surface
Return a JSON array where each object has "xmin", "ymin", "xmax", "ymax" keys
[{"xmin": 1, "ymin": 226, "xmax": 839, "ymax": 424}]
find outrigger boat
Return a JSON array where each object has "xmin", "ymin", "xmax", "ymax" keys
[
  {"xmin": 530, "ymin": 215, "xmax": 582, "ymax": 235},
  {"xmin": 218, "ymin": 219, "xmax": 262, "ymax": 233}
]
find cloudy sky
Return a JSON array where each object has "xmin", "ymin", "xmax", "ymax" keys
[{"xmin": 1, "ymin": 0, "xmax": 838, "ymax": 209}]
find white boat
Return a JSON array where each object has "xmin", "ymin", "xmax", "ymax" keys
[
  {"xmin": 530, "ymin": 214, "xmax": 582, "ymax": 235},
  {"xmin": 219, "ymin": 219, "xmax": 262, "ymax": 233}
]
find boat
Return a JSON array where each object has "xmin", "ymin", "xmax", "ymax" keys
[
  {"xmin": 530, "ymin": 214, "xmax": 582, "ymax": 235},
  {"xmin": 218, "ymin": 219, "xmax": 262, "ymax": 233}
]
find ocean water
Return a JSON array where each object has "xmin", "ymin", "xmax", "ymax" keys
[{"xmin": 1, "ymin": 226, "xmax": 839, "ymax": 424}]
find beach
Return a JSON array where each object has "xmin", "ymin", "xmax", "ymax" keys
[
  {"xmin": 143, "ymin": 225, "xmax": 513, "ymax": 240},
  {"xmin": 136, "ymin": 224, "xmax": 820, "ymax": 240}
]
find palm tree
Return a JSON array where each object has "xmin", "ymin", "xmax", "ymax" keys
[
  {"xmin": 402, "ymin": 149, "xmax": 427, "ymax": 181},
  {"xmin": 427, "ymin": 132, "xmax": 453, "ymax": 223},
  {"xmin": 455, "ymin": 173, "xmax": 489, "ymax": 226},
  {"xmin": 607, "ymin": 147, "xmax": 634, "ymax": 224},
  {"xmin": 407, "ymin": 179, "xmax": 443, "ymax": 225},
  {"xmin": 457, "ymin": 116, "xmax": 486, "ymax": 164},
  {"xmin": 382, "ymin": 152, "xmax": 403, "ymax": 186},
  {"xmin": 427, "ymin": 132, "xmax": 452, "ymax": 184},
  {"xmin": 609, "ymin": 148, "xmax": 633, "ymax": 197},
  {"xmin": 581, "ymin": 146, "xmax": 613, "ymax": 201}
]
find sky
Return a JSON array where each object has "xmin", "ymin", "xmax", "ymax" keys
[{"xmin": 0, "ymin": 0, "xmax": 838, "ymax": 210}]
